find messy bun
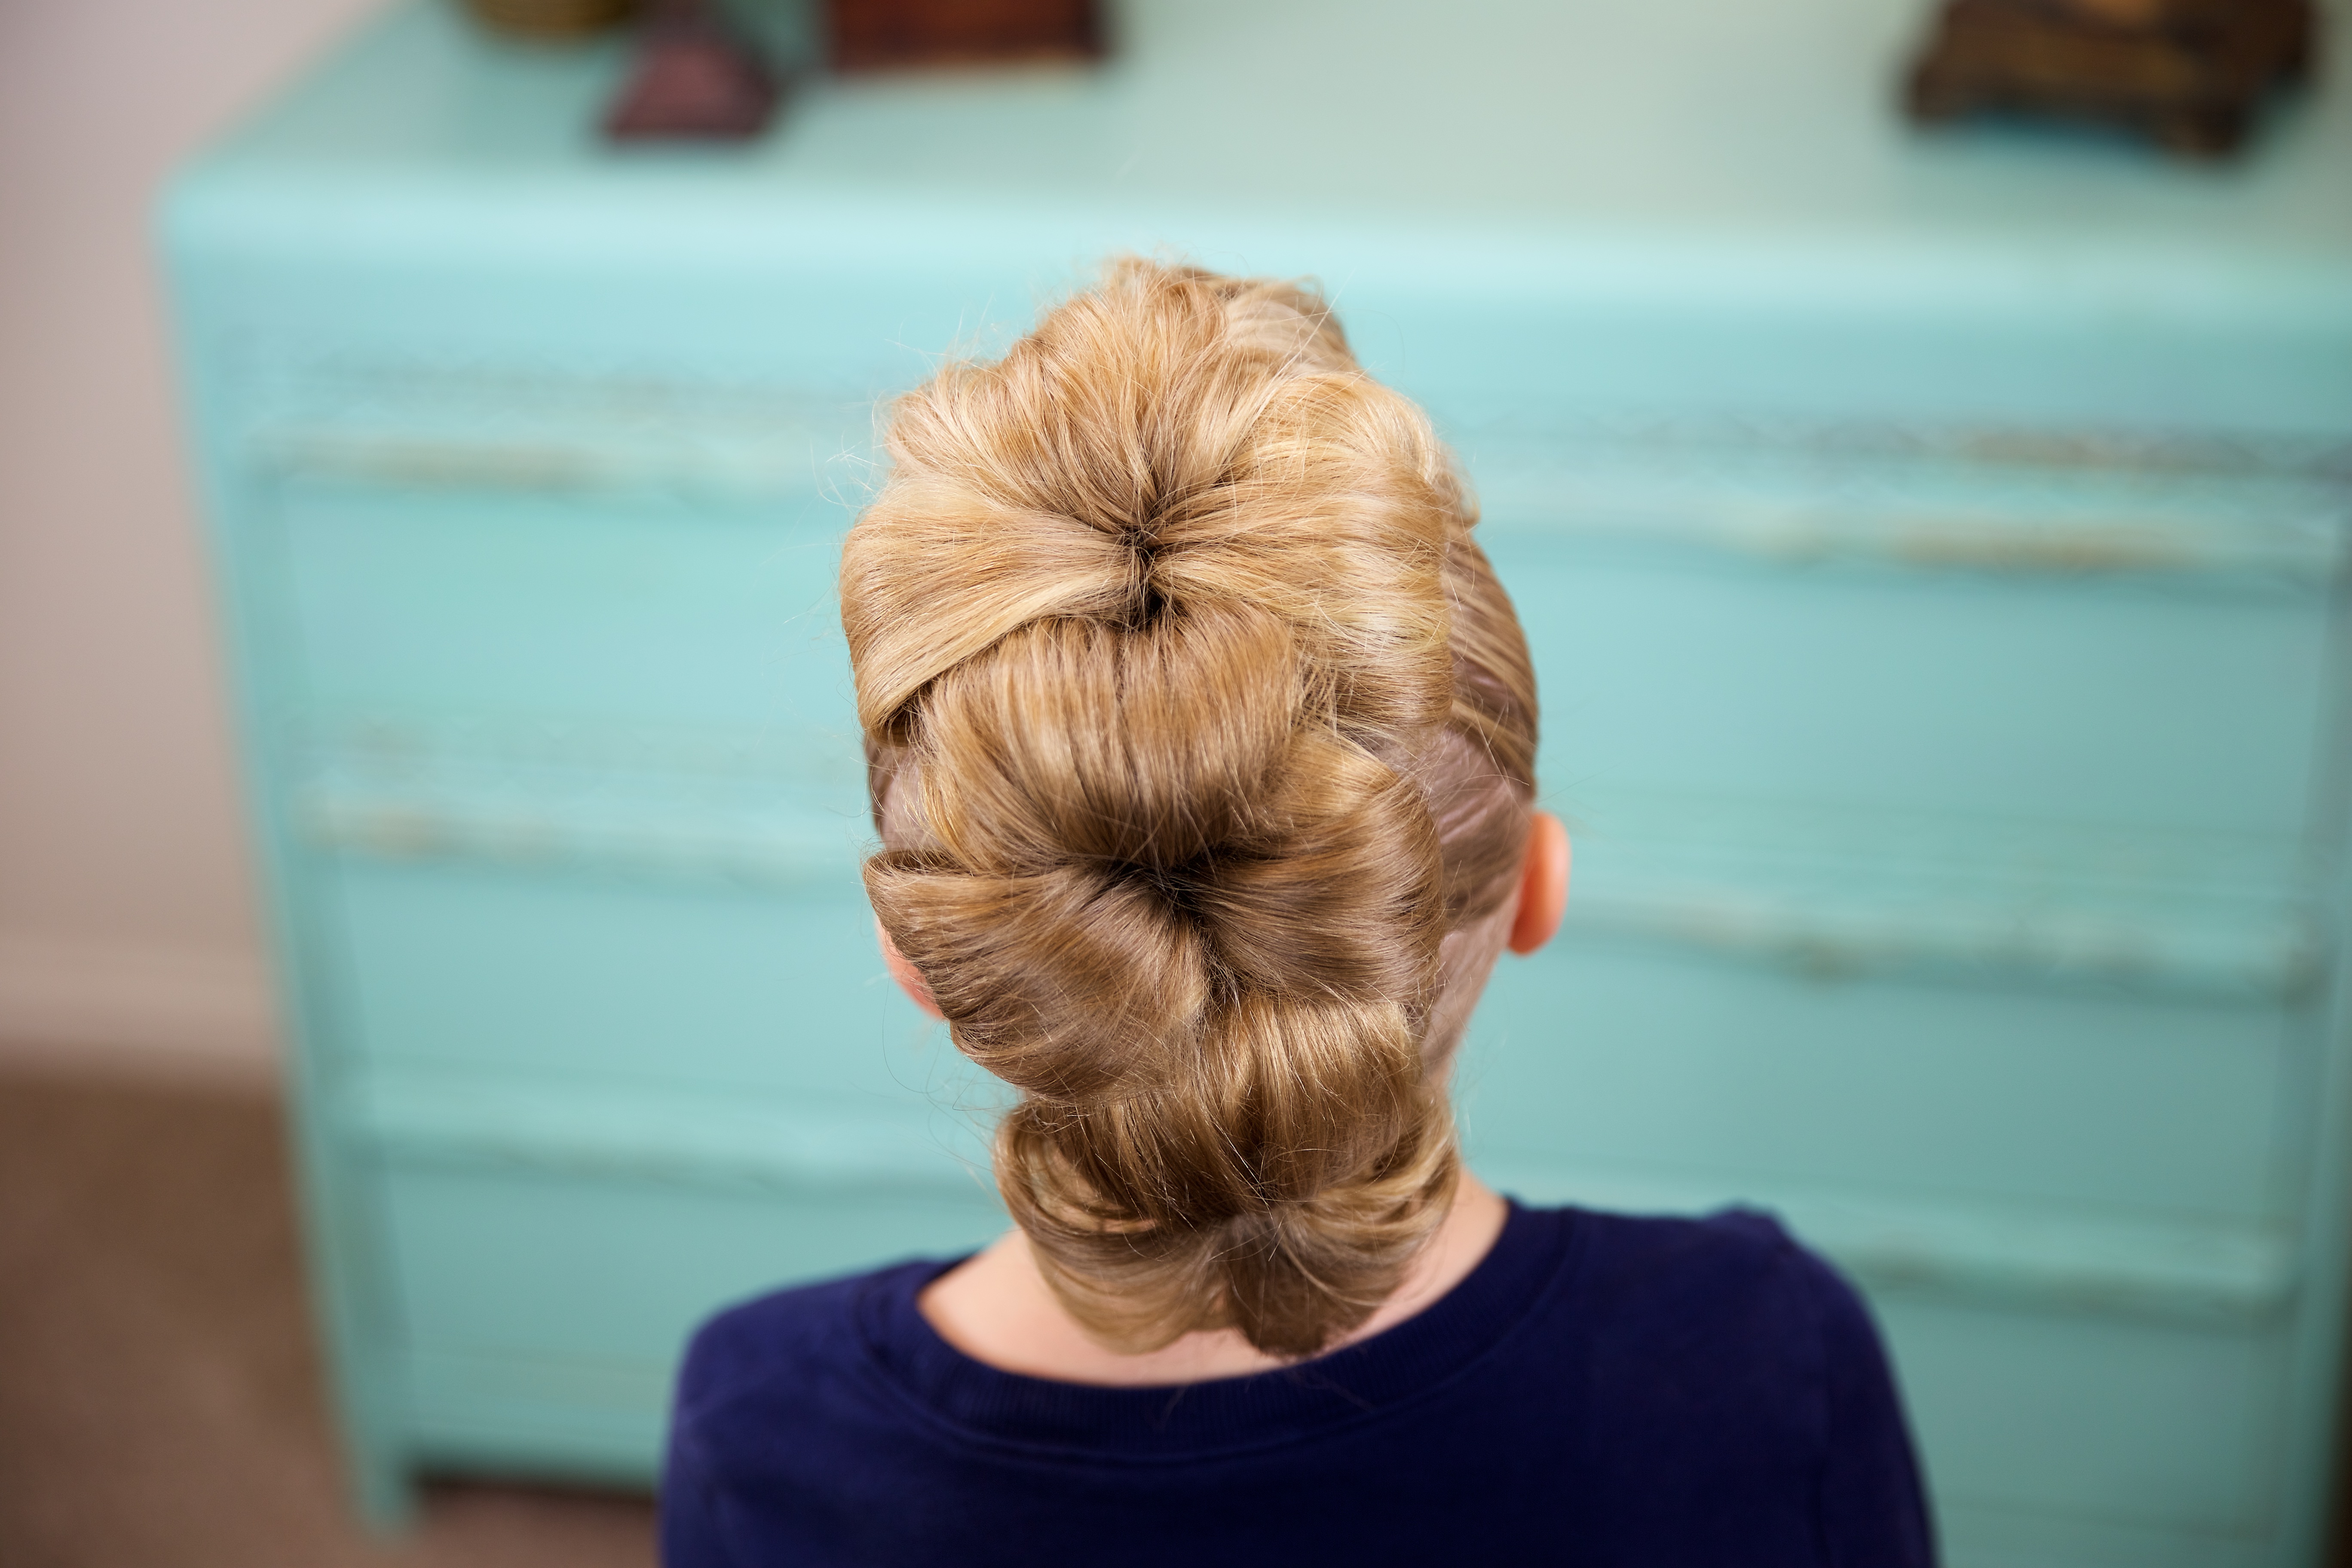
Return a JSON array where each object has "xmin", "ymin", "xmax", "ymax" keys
[{"xmin": 842, "ymin": 259, "xmax": 1537, "ymax": 1358}]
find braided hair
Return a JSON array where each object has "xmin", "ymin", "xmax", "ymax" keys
[{"xmin": 842, "ymin": 258, "xmax": 1538, "ymax": 1358}]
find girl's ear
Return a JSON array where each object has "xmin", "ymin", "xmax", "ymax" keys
[
  {"xmin": 1507, "ymin": 812, "xmax": 1571, "ymax": 957},
  {"xmin": 876, "ymin": 915, "xmax": 944, "ymax": 1019}
]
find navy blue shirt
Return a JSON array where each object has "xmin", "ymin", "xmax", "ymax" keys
[{"xmin": 662, "ymin": 1203, "xmax": 1935, "ymax": 1566}]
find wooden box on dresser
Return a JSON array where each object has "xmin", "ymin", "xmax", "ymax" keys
[{"xmin": 161, "ymin": 1, "xmax": 2352, "ymax": 1562}]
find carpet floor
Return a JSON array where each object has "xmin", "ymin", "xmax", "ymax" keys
[{"xmin": 0, "ymin": 1061, "xmax": 655, "ymax": 1568}]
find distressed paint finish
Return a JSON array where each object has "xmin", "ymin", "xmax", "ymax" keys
[{"xmin": 161, "ymin": 1, "xmax": 2352, "ymax": 1562}]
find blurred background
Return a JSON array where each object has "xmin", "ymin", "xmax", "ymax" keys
[
  {"xmin": 1, "ymin": 9, "xmax": 659, "ymax": 1561},
  {"xmin": 3, "ymin": 1, "xmax": 2349, "ymax": 1565},
  {"xmin": 0, "ymin": 0, "xmax": 370, "ymax": 1086}
]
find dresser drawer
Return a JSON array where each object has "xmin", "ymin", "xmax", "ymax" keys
[
  {"xmin": 377, "ymin": 1163, "xmax": 1001, "ymax": 1475},
  {"xmin": 1884, "ymin": 1297, "xmax": 2282, "ymax": 1544},
  {"xmin": 319, "ymin": 865, "xmax": 884, "ymax": 1089},
  {"xmin": 272, "ymin": 481, "xmax": 851, "ymax": 730},
  {"xmin": 1471, "ymin": 945, "xmax": 2288, "ymax": 1229},
  {"xmin": 1489, "ymin": 530, "xmax": 2331, "ymax": 837}
]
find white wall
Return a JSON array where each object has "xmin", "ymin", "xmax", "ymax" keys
[{"xmin": 0, "ymin": 0, "xmax": 381, "ymax": 1078}]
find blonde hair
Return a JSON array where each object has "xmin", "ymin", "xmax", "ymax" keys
[{"xmin": 841, "ymin": 258, "xmax": 1537, "ymax": 1358}]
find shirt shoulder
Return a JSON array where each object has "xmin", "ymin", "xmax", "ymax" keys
[
  {"xmin": 1537, "ymin": 1204, "xmax": 1934, "ymax": 1566},
  {"xmin": 1562, "ymin": 1203, "xmax": 1861, "ymax": 1363},
  {"xmin": 672, "ymin": 1258, "xmax": 946, "ymax": 1432},
  {"xmin": 663, "ymin": 1258, "xmax": 965, "ymax": 1568}
]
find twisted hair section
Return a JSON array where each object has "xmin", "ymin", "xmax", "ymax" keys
[{"xmin": 842, "ymin": 258, "xmax": 1537, "ymax": 1357}]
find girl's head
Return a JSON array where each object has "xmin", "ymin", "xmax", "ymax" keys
[{"xmin": 841, "ymin": 257, "xmax": 1548, "ymax": 1359}]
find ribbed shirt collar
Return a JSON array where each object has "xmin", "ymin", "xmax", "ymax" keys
[{"xmin": 857, "ymin": 1200, "xmax": 1580, "ymax": 1459}]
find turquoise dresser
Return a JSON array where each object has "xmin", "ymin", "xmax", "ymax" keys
[{"xmin": 162, "ymin": 1, "xmax": 2352, "ymax": 1562}]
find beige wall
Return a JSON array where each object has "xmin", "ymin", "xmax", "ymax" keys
[{"xmin": 0, "ymin": 0, "xmax": 381, "ymax": 1076}]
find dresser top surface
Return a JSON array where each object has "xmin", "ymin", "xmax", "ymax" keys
[{"xmin": 172, "ymin": 0, "xmax": 2352, "ymax": 288}]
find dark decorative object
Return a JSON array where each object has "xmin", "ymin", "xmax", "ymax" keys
[
  {"xmin": 1906, "ymin": 0, "xmax": 2317, "ymax": 157},
  {"xmin": 827, "ymin": 0, "xmax": 1104, "ymax": 72},
  {"xmin": 604, "ymin": 0, "xmax": 780, "ymax": 140},
  {"xmin": 466, "ymin": 0, "xmax": 640, "ymax": 38}
]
